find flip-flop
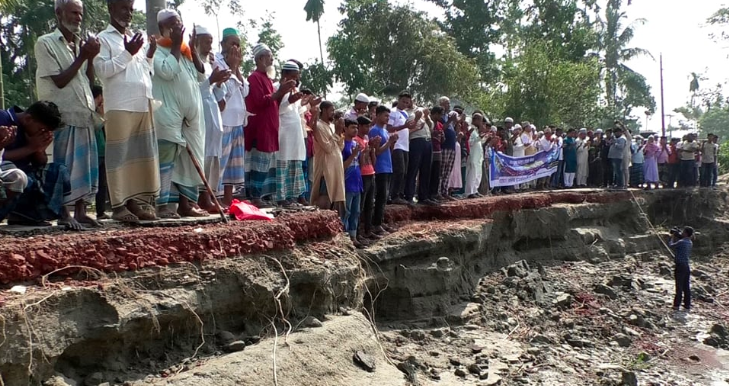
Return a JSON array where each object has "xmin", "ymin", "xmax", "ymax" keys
[
  {"xmin": 135, "ymin": 204, "xmax": 158, "ymax": 221},
  {"xmin": 112, "ymin": 208, "xmax": 140, "ymax": 224},
  {"xmin": 158, "ymin": 210, "xmax": 181, "ymax": 219}
]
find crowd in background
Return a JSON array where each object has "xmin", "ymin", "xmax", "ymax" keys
[{"xmin": 0, "ymin": 0, "xmax": 721, "ymax": 246}]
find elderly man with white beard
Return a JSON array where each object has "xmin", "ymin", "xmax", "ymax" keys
[
  {"xmin": 34, "ymin": 0, "xmax": 101, "ymax": 229},
  {"xmin": 152, "ymin": 9, "xmax": 207, "ymax": 218}
]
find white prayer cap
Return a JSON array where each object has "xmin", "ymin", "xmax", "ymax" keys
[
  {"xmin": 355, "ymin": 93, "xmax": 370, "ymax": 103},
  {"xmin": 157, "ymin": 9, "xmax": 180, "ymax": 23},
  {"xmin": 505, "ymin": 117, "xmax": 514, "ymax": 123},
  {"xmin": 596, "ymin": 128, "xmax": 603, "ymax": 133},
  {"xmin": 252, "ymin": 43, "xmax": 272, "ymax": 58},
  {"xmin": 55, "ymin": 0, "xmax": 82, "ymax": 10},
  {"xmin": 514, "ymin": 124, "xmax": 522, "ymax": 130},
  {"xmin": 194, "ymin": 25, "xmax": 212, "ymax": 36},
  {"xmin": 579, "ymin": 128, "xmax": 587, "ymax": 133},
  {"xmin": 530, "ymin": 124, "xmax": 536, "ymax": 130},
  {"xmin": 448, "ymin": 111, "xmax": 458, "ymax": 118},
  {"xmin": 281, "ymin": 60, "xmax": 300, "ymax": 72}
]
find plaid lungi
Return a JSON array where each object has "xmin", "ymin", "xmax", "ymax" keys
[
  {"xmin": 157, "ymin": 140, "xmax": 199, "ymax": 205},
  {"xmin": 245, "ymin": 148, "xmax": 276, "ymax": 199},
  {"xmin": 53, "ymin": 125, "xmax": 99, "ymax": 204},
  {"xmin": 275, "ymin": 159, "xmax": 306, "ymax": 202},
  {"xmin": 220, "ymin": 125, "xmax": 245, "ymax": 187},
  {"xmin": 440, "ymin": 148, "xmax": 457, "ymax": 195}
]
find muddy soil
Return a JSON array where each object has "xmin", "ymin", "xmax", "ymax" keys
[{"xmin": 1, "ymin": 188, "xmax": 728, "ymax": 386}]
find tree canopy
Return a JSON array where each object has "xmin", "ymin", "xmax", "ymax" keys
[{"xmin": 327, "ymin": 0, "xmax": 480, "ymax": 104}]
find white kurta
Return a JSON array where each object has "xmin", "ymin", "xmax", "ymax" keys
[
  {"xmin": 466, "ymin": 129, "xmax": 484, "ymax": 195},
  {"xmin": 200, "ymin": 59, "xmax": 226, "ymax": 158},
  {"xmin": 152, "ymin": 46, "xmax": 205, "ymax": 189},
  {"xmin": 576, "ymin": 138, "xmax": 589, "ymax": 186},
  {"xmin": 275, "ymin": 86, "xmax": 307, "ymax": 161}
]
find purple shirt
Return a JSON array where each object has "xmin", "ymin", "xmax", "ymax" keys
[{"xmin": 656, "ymin": 144, "xmax": 671, "ymax": 164}]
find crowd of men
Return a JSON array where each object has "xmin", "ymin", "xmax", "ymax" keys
[{"xmin": 0, "ymin": 0, "xmax": 721, "ymax": 245}]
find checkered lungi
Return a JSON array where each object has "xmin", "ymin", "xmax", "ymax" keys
[
  {"xmin": 244, "ymin": 148, "xmax": 276, "ymax": 199},
  {"xmin": 275, "ymin": 159, "xmax": 306, "ymax": 202},
  {"xmin": 440, "ymin": 148, "xmax": 457, "ymax": 195}
]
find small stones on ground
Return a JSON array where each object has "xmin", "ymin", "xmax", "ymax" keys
[
  {"xmin": 454, "ymin": 368, "xmax": 468, "ymax": 378},
  {"xmin": 594, "ymin": 284, "xmax": 618, "ymax": 299},
  {"xmin": 467, "ymin": 363, "xmax": 481, "ymax": 375},
  {"xmin": 410, "ymin": 330, "xmax": 426, "ymax": 341},
  {"xmin": 216, "ymin": 330, "xmax": 235, "ymax": 344},
  {"xmin": 84, "ymin": 372, "xmax": 104, "ymax": 386},
  {"xmin": 553, "ymin": 293, "xmax": 573, "ymax": 309},
  {"xmin": 612, "ymin": 333, "xmax": 632, "ymax": 347},
  {"xmin": 302, "ymin": 316, "xmax": 323, "ymax": 328},
  {"xmin": 224, "ymin": 341, "xmax": 246, "ymax": 353},
  {"xmin": 471, "ymin": 344, "xmax": 484, "ymax": 354},
  {"xmin": 353, "ymin": 351, "xmax": 376, "ymax": 372},
  {"xmin": 688, "ymin": 354, "xmax": 701, "ymax": 362},
  {"xmin": 430, "ymin": 328, "xmax": 445, "ymax": 338},
  {"xmin": 449, "ymin": 357, "xmax": 462, "ymax": 366},
  {"xmin": 621, "ymin": 370, "xmax": 638, "ymax": 386}
]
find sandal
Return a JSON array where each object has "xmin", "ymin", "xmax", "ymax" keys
[
  {"xmin": 135, "ymin": 204, "xmax": 159, "ymax": 221},
  {"xmin": 112, "ymin": 208, "xmax": 140, "ymax": 224},
  {"xmin": 157, "ymin": 209, "xmax": 181, "ymax": 219}
]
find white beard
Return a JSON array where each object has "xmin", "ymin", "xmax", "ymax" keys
[
  {"xmin": 63, "ymin": 21, "xmax": 81, "ymax": 34},
  {"xmin": 266, "ymin": 65, "xmax": 276, "ymax": 80},
  {"xmin": 112, "ymin": 17, "xmax": 128, "ymax": 29}
]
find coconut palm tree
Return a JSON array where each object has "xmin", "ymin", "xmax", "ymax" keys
[
  {"xmin": 304, "ymin": 0, "xmax": 326, "ymax": 73},
  {"xmin": 689, "ymin": 72, "xmax": 701, "ymax": 108},
  {"xmin": 599, "ymin": 0, "xmax": 653, "ymax": 111}
]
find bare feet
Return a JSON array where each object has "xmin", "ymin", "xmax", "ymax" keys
[
  {"xmin": 75, "ymin": 213, "xmax": 102, "ymax": 227},
  {"xmin": 178, "ymin": 206, "xmax": 209, "ymax": 217}
]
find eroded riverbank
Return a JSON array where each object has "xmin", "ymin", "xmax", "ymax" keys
[{"xmin": 1, "ymin": 188, "xmax": 727, "ymax": 385}]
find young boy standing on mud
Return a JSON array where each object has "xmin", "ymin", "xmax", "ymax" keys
[{"xmin": 669, "ymin": 226, "xmax": 694, "ymax": 312}]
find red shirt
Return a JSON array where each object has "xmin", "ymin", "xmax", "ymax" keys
[
  {"xmin": 354, "ymin": 136, "xmax": 375, "ymax": 176},
  {"xmin": 432, "ymin": 122, "xmax": 444, "ymax": 152},
  {"xmin": 244, "ymin": 70, "xmax": 279, "ymax": 152},
  {"xmin": 668, "ymin": 144, "xmax": 679, "ymax": 164}
]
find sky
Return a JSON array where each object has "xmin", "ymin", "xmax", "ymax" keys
[{"xmin": 156, "ymin": 0, "xmax": 728, "ymax": 131}]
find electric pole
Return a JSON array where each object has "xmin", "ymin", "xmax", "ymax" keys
[{"xmin": 660, "ymin": 54, "xmax": 666, "ymax": 137}]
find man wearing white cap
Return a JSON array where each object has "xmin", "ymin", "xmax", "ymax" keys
[
  {"xmin": 576, "ymin": 128, "xmax": 590, "ymax": 187},
  {"xmin": 34, "ymin": 0, "xmax": 101, "ymax": 229},
  {"xmin": 214, "ymin": 27, "xmax": 248, "ymax": 207},
  {"xmin": 244, "ymin": 43, "xmax": 296, "ymax": 207},
  {"xmin": 94, "ymin": 0, "xmax": 160, "ymax": 223},
  {"xmin": 152, "ymin": 9, "xmax": 207, "ymax": 218},
  {"xmin": 274, "ymin": 60, "xmax": 309, "ymax": 207},
  {"xmin": 194, "ymin": 25, "xmax": 231, "ymax": 213},
  {"xmin": 345, "ymin": 93, "xmax": 369, "ymax": 121}
]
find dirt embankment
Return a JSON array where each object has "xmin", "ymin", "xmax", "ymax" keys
[{"xmin": 0, "ymin": 188, "xmax": 727, "ymax": 386}]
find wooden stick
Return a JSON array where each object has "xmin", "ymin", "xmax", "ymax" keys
[{"xmin": 185, "ymin": 144, "xmax": 229, "ymax": 223}]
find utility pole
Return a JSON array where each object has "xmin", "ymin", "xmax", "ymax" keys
[
  {"xmin": 146, "ymin": 0, "xmax": 167, "ymax": 36},
  {"xmin": 0, "ymin": 55, "xmax": 4, "ymax": 109},
  {"xmin": 660, "ymin": 53, "xmax": 666, "ymax": 137}
]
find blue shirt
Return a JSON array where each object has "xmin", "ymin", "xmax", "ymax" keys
[
  {"xmin": 0, "ymin": 107, "xmax": 32, "ymax": 171},
  {"xmin": 368, "ymin": 125, "xmax": 393, "ymax": 174},
  {"xmin": 443, "ymin": 123, "xmax": 457, "ymax": 150},
  {"xmin": 669, "ymin": 237, "xmax": 692, "ymax": 266},
  {"xmin": 342, "ymin": 139, "xmax": 364, "ymax": 193}
]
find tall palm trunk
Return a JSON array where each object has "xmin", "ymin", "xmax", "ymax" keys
[
  {"xmin": 316, "ymin": 20, "xmax": 326, "ymax": 98},
  {"xmin": 146, "ymin": 0, "xmax": 167, "ymax": 36}
]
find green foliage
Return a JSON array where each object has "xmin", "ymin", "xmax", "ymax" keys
[
  {"xmin": 1, "ymin": 0, "xmax": 145, "ymax": 108},
  {"xmin": 300, "ymin": 59, "xmax": 332, "ymax": 97},
  {"xmin": 327, "ymin": 0, "xmax": 480, "ymax": 104},
  {"xmin": 707, "ymin": 6, "xmax": 729, "ymax": 41},
  {"xmin": 700, "ymin": 106, "xmax": 729, "ymax": 139},
  {"xmin": 718, "ymin": 141, "xmax": 729, "ymax": 175},
  {"xmin": 483, "ymin": 41, "xmax": 601, "ymax": 128}
]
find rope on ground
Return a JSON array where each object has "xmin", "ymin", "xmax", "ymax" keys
[{"xmin": 627, "ymin": 189, "xmax": 675, "ymax": 258}]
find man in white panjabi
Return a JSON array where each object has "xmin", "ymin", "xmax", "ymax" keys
[
  {"xmin": 193, "ymin": 25, "xmax": 231, "ymax": 213},
  {"xmin": 575, "ymin": 128, "xmax": 590, "ymax": 187},
  {"xmin": 94, "ymin": 0, "xmax": 160, "ymax": 223},
  {"xmin": 465, "ymin": 113, "xmax": 485, "ymax": 198}
]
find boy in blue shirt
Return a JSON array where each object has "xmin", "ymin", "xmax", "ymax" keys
[
  {"xmin": 669, "ymin": 226, "xmax": 694, "ymax": 311},
  {"xmin": 368, "ymin": 106, "xmax": 398, "ymax": 235},
  {"xmin": 342, "ymin": 119, "xmax": 364, "ymax": 247}
]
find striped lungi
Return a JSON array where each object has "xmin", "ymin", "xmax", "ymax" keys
[
  {"xmin": 274, "ymin": 159, "xmax": 306, "ymax": 201},
  {"xmin": 157, "ymin": 140, "xmax": 199, "ymax": 205},
  {"xmin": 52, "ymin": 125, "xmax": 99, "ymax": 205},
  {"xmin": 220, "ymin": 125, "xmax": 245, "ymax": 189},
  {"xmin": 104, "ymin": 110, "xmax": 160, "ymax": 208},
  {"xmin": 204, "ymin": 156, "xmax": 222, "ymax": 194},
  {"xmin": 244, "ymin": 148, "xmax": 276, "ymax": 199}
]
